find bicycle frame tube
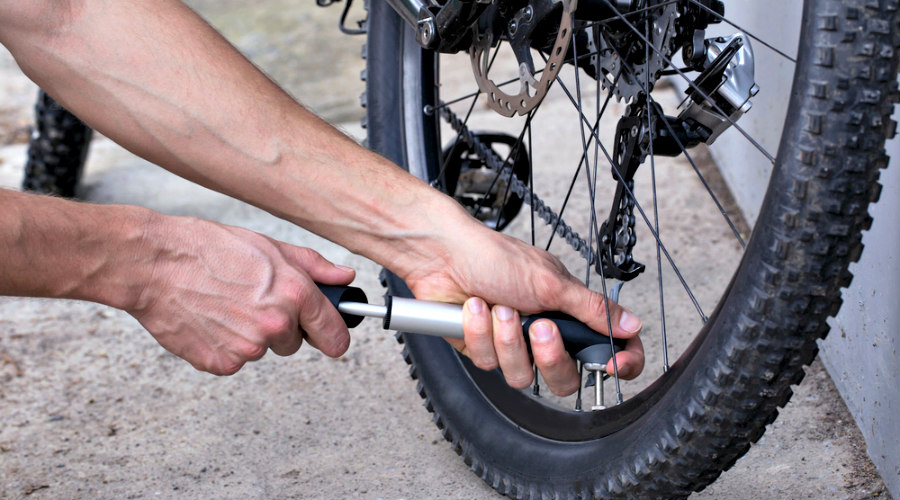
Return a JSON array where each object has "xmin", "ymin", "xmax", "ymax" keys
[
  {"xmin": 384, "ymin": 0, "xmax": 436, "ymax": 30},
  {"xmin": 383, "ymin": 0, "xmax": 489, "ymax": 51}
]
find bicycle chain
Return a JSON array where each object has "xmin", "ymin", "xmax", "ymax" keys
[{"xmin": 439, "ymin": 105, "xmax": 603, "ymax": 268}]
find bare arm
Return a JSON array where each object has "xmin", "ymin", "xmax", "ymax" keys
[
  {"xmin": 0, "ymin": 0, "xmax": 444, "ymax": 277},
  {"xmin": 0, "ymin": 189, "xmax": 356, "ymax": 375},
  {"xmin": 0, "ymin": 1, "xmax": 643, "ymax": 388}
]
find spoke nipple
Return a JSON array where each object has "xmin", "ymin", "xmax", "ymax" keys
[{"xmin": 423, "ymin": 104, "xmax": 435, "ymax": 116}]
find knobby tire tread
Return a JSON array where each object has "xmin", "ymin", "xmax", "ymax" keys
[{"xmin": 22, "ymin": 90, "xmax": 92, "ymax": 198}]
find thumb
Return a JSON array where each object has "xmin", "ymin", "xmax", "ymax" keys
[
  {"xmin": 279, "ymin": 244, "xmax": 355, "ymax": 286},
  {"xmin": 559, "ymin": 283, "xmax": 642, "ymax": 339}
]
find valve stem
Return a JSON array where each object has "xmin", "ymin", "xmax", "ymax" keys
[{"xmin": 585, "ymin": 362, "xmax": 606, "ymax": 410}]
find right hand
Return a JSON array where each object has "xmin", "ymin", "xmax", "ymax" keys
[
  {"xmin": 127, "ymin": 215, "xmax": 355, "ymax": 375},
  {"xmin": 396, "ymin": 213, "xmax": 645, "ymax": 397}
]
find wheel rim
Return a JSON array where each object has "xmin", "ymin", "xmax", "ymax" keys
[{"xmin": 395, "ymin": 0, "xmax": 801, "ymax": 441}]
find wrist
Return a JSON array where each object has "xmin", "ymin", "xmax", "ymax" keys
[
  {"xmin": 76, "ymin": 205, "xmax": 163, "ymax": 312},
  {"xmin": 371, "ymin": 191, "xmax": 484, "ymax": 282}
]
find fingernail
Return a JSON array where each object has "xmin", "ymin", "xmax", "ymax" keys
[
  {"xmin": 495, "ymin": 305, "xmax": 514, "ymax": 321},
  {"xmin": 531, "ymin": 321, "xmax": 553, "ymax": 342},
  {"xmin": 335, "ymin": 265, "xmax": 354, "ymax": 273},
  {"xmin": 467, "ymin": 298, "xmax": 484, "ymax": 314},
  {"xmin": 619, "ymin": 310, "xmax": 642, "ymax": 333}
]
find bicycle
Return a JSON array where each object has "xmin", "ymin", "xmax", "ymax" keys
[{"xmin": 22, "ymin": 0, "xmax": 899, "ymax": 498}]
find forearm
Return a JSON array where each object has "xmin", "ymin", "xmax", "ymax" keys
[
  {"xmin": 0, "ymin": 189, "xmax": 153, "ymax": 309},
  {"xmin": 0, "ymin": 0, "xmax": 469, "ymax": 277}
]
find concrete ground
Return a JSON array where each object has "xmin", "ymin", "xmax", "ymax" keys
[{"xmin": 0, "ymin": 2, "xmax": 891, "ymax": 499}]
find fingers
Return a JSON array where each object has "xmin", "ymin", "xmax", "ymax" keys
[
  {"xmin": 461, "ymin": 297, "xmax": 498, "ymax": 370},
  {"xmin": 560, "ymin": 284, "xmax": 642, "ymax": 340},
  {"xmin": 606, "ymin": 334, "xmax": 644, "ymax": 380},
  {"xmin": 264, "ymin": 310, "xmax": 304, "ymax": 357},
  {"xmin": 491, "ymin": 306, "xmax": 533, "ymax": 389},
  {"xmin": 528, "ymin": 320, "xmax": 580, "ymax": 396},
  {"xmin": 295, "ymin": 277, "xmax": 351, "ymax": 358},
  {"xmin": 277, "ymin": 244, "xmax": 354, "ymax": 358},
  {"xmin": 281, "ymin": 245, "xmax": 355, "ymax": 286},
  {"xmin": 461, "ymin": 299, "xmax": 581, "ymax": 395}
]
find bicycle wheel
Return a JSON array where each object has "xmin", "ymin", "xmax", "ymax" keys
[
  {"xmin": 22, "ymin": 90, "xmax": 93, "ymax": 198},
  {"xmin": 364, "ymin": 0, "xmax": 898, "ymax": 498}
]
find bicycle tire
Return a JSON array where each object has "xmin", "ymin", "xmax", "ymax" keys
[
  {"xmin": 22, "ymin": 90, "xmax": 93, "ymax": 198},
  {"xmin": 364, "ymin": 0, "xmax": 899, "ymax": 498}
]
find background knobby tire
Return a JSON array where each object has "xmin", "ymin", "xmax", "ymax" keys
[
  {"xmin": 22, "ymin": 90, "xmax": 93, "ymax": 198},
  {"xmin": 363, "ymin": 0, "xmax": 900, "ymax": 499}
]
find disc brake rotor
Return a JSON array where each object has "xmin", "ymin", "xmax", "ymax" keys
[{"xmin": 469, "ymin": 0, "xmax": 577, "ymax": 117}]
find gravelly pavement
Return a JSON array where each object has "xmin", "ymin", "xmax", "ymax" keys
[{"xmin": 0, "ymin": 2, "xmax": 890, "ymax": 500}]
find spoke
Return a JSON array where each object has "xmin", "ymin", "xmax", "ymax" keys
[
  {"xmin": 571, "ymin": 22, "xmax": 625, "ymax": 402},
  {"xmin": 645, "ymin": 18, "xmax": 670, "ymax": 372},
  {"xmin": 527, "ymin": 109, "xmax": 539, "ymax": 398},
  {"xmin": 575, "ymin": 362, "xmax": 584, "ymax": 411},
  {"xmin": 494, "ymin": 122, "xmax": 525, "ymax": 230},
  {"xmin": 583, "ymin": 0, "xmax": 681, "ymax": 29},
  {"xmin": 600, "ymin": 0, "xmax": 776, "ymax": 164},
  {"xmin": 686, "ymin": 0, "xmax": 797, "ymax": 63},
  {"xmin": 548, "ymin": 54, "xmax": 708, "ymax": 323},
  {"xmin": 650, "ymin": 100, "xmax": 747, "ymax": 248},
  {"xmin": 588, "ymin": 33, "xmax": 603, "ymax": 288},
  {"xmin": 434, "ymin": 44, "xmax": 506, "ymax": 188},
  {"xmin": 528, "ymin": 120, "xmax": 536, "ymax": 247},
  {"xmin": 434, "ymin": 93, "xmax": 481, "ymax": 189},
  {"xmin": 470, "ymin": 111, "xmax": 537, "ymax": 220},
  {"xmin": 546, "ymin": 70, "xmax": 620, "ymax": 254}
]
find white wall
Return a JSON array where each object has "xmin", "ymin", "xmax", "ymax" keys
[
  {"xmin": 821, "ymin": 103, "xmax": 900, "ymax": 499},
  {"xmin": 681, "ymin": 2, "xmax": 899, "ymax": 496},
  {"xmin": 703, "ymin": 1, "xmax": 803, "ymax": 225}
]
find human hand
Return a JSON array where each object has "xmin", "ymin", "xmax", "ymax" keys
[
  {"xmin": 127, "ymin": 215, "xmax": 355, "ymax": 375},
  {"xmin": 398, "ymin": 216, "xmax": 644, "ymax": 397}
]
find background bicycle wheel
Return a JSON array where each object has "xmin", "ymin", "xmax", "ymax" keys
[{"xmin": 0, "ymin": 1, "xmax": 893, "ymax": 499}]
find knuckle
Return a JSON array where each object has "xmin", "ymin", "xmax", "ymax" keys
[
  {"xmin": 236, "ymin": 341, "xmax": 267, "ymax": 361},
  {"xmin": 587, "ymin": 291, "xmax": 611, "ymax": 320},
  {"xmin": 505, "ymin": 373, "xmax": 533, "ymax": 389},
  {"xmin": 550, "ymin": 379, "xmax": 580, "ymax": 397},
  {"xmin": 294, "ymin": 246, "xmax": 320, "ymax": 265},
  {"xmin": 294, "ymin": 281, "xmax": 314, "ymax": 306},
  {"xmin": 472, "ymin": 356, "xmax": 499, "ymax": 371},
  {"xmin": 257, "ymin": 310, "xmax": 293, "ymax": 337},
  {"xmin": 533, "ymin": 270, "xmax": 563, "ymax": 302},
  {"xmin": 495, "ymin": 333, "xmax": 523, "ymax": 351},
  {"xmin": 536, "ymin": 348, "xmax": 570, "ymax": 371},
  {"xmin": 466, "ymin": 326, "xmax": 492, "ymax": 344},
  {"xmin": 210, "ymin": 357, "xmax": 244, "ymax": 376}
]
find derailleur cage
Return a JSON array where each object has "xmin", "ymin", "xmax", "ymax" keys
[{"xmin": 598, "ymin": 105, "xmax": 649, "ymax": 282}]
